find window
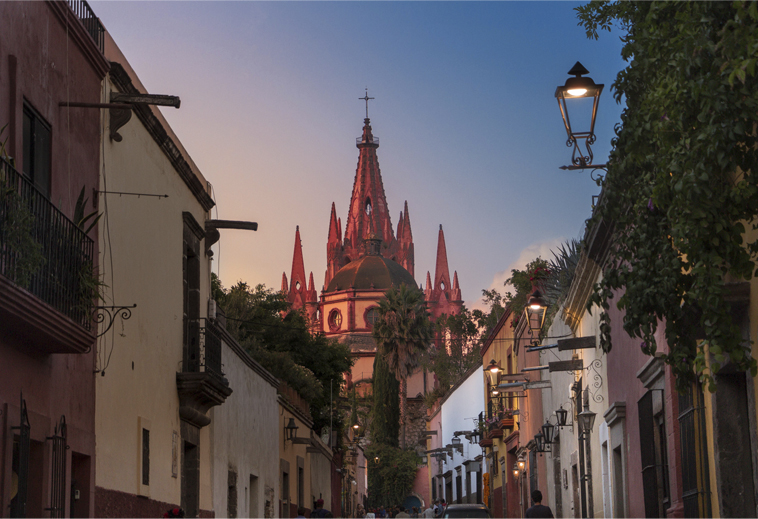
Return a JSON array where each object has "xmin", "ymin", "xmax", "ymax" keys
[
  {"xmin": 142, "ymin": 429, "xmax": 150, "ymax": 486},
  {"xmin": 22, "ymin": 103, "xmax": 51, "ymax": 198},
  {"xmin": 365, "ymin": 307, "xmax": 380, "ymax": 328},
  {"xmin": 328, "ymin": 309, "xmax": 342, "ymax": 332}
]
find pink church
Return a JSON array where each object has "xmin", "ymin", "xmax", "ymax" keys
[{"xmin": 281, "ymin": 113, "xmax": 464, "ymax": 394}]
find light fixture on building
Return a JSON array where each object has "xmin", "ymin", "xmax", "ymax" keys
[
  {"xmin": 517, "ymin": 457, "xmax": 526, "ymax": 471},
  {"xmin": 284, "ymin": 417, "xmax": 299, "ymax": 442},
  {"xmin": 525, "ymin": 289, "xmax": 548, "ymax": 337},
  {"xmin": 513, "ymin": 464, "xmax": 520, "ymax": 478},
  {"xmin": 542, "ymin": 420, "xmax": 556, "ymax": 445},
  {"xmin": 556, "ymin": 405, "xmax": 569, "ymax": 427},
  {"xmin": 577, "ymin": 401, "xmax": 597, "ymax": 434},
  {"xmin": 451, "ymin": 436, "xmax": 463, "ymax": 453},
  {"xmin": 534, "ymin": 432, "xmax": 547, "ymax": 453},
  {"xmin": 555, "ymin": 62, "xmax": 605, "ymax": 170},
  {"xmin": 487, "ymin": 359, "xmax": 501, "ymax": 374}
]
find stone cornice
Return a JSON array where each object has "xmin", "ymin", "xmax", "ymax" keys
[
  {"xmin": 182, "ymin": 212, "xmax": 205, "ymax": 241},
  {"xmin": 562, "ymin": 190, "xmax": 614, "ymax": 332},
  {"xmin": 108, "ymin": 62, "xmax": 215, "ymax": 212},
  {"xmin": 603, "ymin": 401, "xmax": 627, "ymax": 427}
]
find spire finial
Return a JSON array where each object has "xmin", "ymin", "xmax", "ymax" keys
[{"xmin": 359, "ymin": 88, "xmax": 374, "ymax": 119}]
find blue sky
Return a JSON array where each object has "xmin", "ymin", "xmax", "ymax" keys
[{"xmin": 93, "ymin": 1, "xmax": 627, "ymax": 309}]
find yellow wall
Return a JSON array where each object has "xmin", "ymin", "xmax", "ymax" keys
[{"xmin": 95, "ymin": 66, "xmax": 213, "ymax": 508}]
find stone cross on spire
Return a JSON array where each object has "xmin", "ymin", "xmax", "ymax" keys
[{"xmin": 359, "ymin": 88, "xmax": 374, "ymax": 119}]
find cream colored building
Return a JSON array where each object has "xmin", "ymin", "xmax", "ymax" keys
[{"xmin": 94, "ymin": 32, "xmax": 264, "ymax": 516}]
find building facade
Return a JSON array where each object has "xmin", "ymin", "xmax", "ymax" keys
[{"xmin": 0, "ymin": 1, "xmax": 108, "ymax": 515}]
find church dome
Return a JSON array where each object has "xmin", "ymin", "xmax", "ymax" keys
[{"xmin": 326, "ymin": 255, "xmax": 417, "ymax": 293}]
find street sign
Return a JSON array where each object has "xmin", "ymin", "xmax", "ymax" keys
[
  {"xmin": 525, "ymin": 380, "xmax": 552, "ymax": 390},
  {"xmin": 557, "ymin": 336, "xmax": 596, "ymax": 351},
  {"xmin": 549, "ymin": 359, "xmax": 584, "ymax": 372}
]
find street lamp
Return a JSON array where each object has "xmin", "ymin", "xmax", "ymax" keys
[
  {"xmin": 578, "ymin": 402, "xmax": 597, "ymax": 434},
  {"xmin": 525, "ymin": 289, "xmax": 548, "ymax": 340},
  {"xmin": 451, "ymin": 436, "xmax": 463, "ymax": 454},
  {"xmin": 555, "ymin": 62, "xmax": 605, "ymax": 170},
  {"xmin": 534, "ymin": 432, "xmax": 546, "ymax": 453},
  {"xmin": 284, "ymin": 417, "xmax": 299, "ymax": 442},
  {"xmin": 555, "ymin": 405, "xmax": 569, "ymax": 427},
  {"xmin": 541, "ymin": 420, "xmax": 556, "ymax": 445}
]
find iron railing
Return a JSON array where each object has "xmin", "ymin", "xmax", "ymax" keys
[
  {"xmin": 10, "ymin": 394, "xmax": 30, "ymax": 518},
  {"xmin": 66, "ymin": 0, "xmax": 104, "ymax": 53},
  {"xmin": 46, "ymin": 416, "xmax": 68, "ymax": 518},
  {"xmin": 185, "ymin": 318, "xmax": 225, "ymax": 380},
  {"xmin": 0, "ymin": 157, "xmax": 95, "ymax": 329}
]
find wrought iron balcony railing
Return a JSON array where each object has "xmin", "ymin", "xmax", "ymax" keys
[
  {"xmin": 185, "ymin": 318, "xmax": 225, "ymax": 380},
  {"xmin": 66, "ymin": 0, "xmax": 105, "ymax": 52},
  {"xmin": 0, "ymin": 157, "xmax": 95, "ymax": 329}
]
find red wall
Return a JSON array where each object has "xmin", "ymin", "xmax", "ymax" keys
[
  {"xmin": 0, "ymin": 1, "xmax": 106, "ymax": 515},
  {"xmin": 606, "ymin": 291, "xmax": 684, "ymax": 517}
]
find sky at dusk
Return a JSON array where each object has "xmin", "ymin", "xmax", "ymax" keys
[{"xmin": 93, "ymin": 1, "xmax": 628, "ymax": 310}]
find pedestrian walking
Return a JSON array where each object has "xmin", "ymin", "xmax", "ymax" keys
[{"xmin": 525, "ymin": 490, "xmax": 554, "ymax": 518}]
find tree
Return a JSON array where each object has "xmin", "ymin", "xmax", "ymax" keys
[
  {"xmin": 423, "ymin": 308, "xmax": 482, "ymax": 405},
  {"xmin": 372, "ymin": 284, "xmax": 433, "ymax": 448},
  {"xmin": 213, "ymin": 274, "xmax": 353, "ymax": 432},
  {"xmin": 371, "ymin": 352, "xmax": 400, "ymax": 447},
  {"xmin": 577, "ymin": 1, "xmax": 758, "ymax": 390}
]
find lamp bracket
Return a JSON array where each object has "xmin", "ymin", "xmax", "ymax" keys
[{"xmin": 94, "ymin": 304, "xmax": 136, "ymax": 337}]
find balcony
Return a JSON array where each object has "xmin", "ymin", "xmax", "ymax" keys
[
  {"xmin": 0, "ymin": 157, "xmax": 96, "ymax": 353},
  {"xmin": 177, "ymin": 318, "xmax": 232, "ymax": 428},
  {"xmin": 66, "ymin": 0, "xmax": 105, "ymax": 52}
]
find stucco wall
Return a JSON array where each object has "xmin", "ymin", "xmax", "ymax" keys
[
  {"xmin": 95, "ymin": 37, "xmax": 216, "ymax": 512},
  {"xmin": 210, "ymin": 342, "xmax": 279, "ymax": 517}
]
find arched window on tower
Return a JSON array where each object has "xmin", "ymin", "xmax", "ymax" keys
[
  {"xmin": 365, "ymin": 198, "xmax": 372, "ymax": 216},
  {"xmin": 328, "ymin": 309, "xmax": 343, "ymax": 332},
  {"xmin": 365, "ymin": 307, "xmax": 380, "ymax": 329}
]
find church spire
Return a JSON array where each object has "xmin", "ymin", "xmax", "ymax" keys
[
  {"xmin": 433, "ymin": 225, "xmax": 451, "ymax": 291},
  {"xmin": 343, "ymin": 114, "xmax": 395, "ymax": 257},
  {"xmin": 288, "ymin": 226, "xmax": 308, "ymax": 311}
]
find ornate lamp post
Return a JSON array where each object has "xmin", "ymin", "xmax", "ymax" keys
[{"xmin": 555, "ymin": 62, "xmax": 605, "ymax": 170}]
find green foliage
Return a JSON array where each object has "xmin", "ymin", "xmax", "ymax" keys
[
  {"xmin": 365, "ymin": 443, "xmax": 421, "ymax": 509},
  {"xmin": 471, "ymin": 288, "xmax": 506, "ymax": 338},
  {"xmin": 0, "ymin": 179, "xmax": 45, "ymax": 288},
  {"xmin": 578, "ymin": 1, "xmax": 758, "ymax": 391},
  {"xmin": 0, "ymin": 124, "xmax": 43, "ymax": 288},
  {"xmin": 503, "ymin": 258, "xmax": 551, "ymax": 330},
  {"xmin": 213, "ymin": 276, "xmax": 353, "ymax": 432},
  {"xmin": 372, "ymin": 284, "xmax": 433, "ymax": 447},
  {"xmin": 424, "ymin": 308, "xmax": 483, "ymax": 397},
  {"xmin": 371, "ymin": 352, "xmax": 400, "ymax": 448}
]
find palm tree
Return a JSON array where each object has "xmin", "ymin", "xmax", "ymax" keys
[{"xmin": 372, "ymin": 283, "xmax": 433, "ymax": 448}]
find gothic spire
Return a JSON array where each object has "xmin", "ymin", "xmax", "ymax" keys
[
  {"xmin": 343, "ymin": 116, "xmax": 395, "ymax": 256},
  {"xmin": 434, "ymin": 225, "xmax": 451, "ymax": 291},
  {"xmin": 288, "ymin": 226, "xmax": 308, "ymax": 311}
]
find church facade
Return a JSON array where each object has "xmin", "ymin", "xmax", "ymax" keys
[{"xmin": 281, "ymin": 114, "xmax": 464, "ymax": 397}]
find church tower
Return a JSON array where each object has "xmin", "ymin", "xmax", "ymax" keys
[
  {"xmin": 325, "ymin": 116, "xmax": 415, "ymax": 289},
  {"xmin": 285, "ymin": 103, "xmax": 462, "ymax": 336}
]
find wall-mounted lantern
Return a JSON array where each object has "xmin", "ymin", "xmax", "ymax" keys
[
  {"xmin": 284, "ymin": 417, "xmax": 299, "ymax": 442},
  {"xmin": 555, "ymin": 61, "xmax": 605, "ymax": 170}
]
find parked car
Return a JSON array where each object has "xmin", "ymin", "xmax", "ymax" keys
[{"xmin": 441, "ymin": 504, "xmax": 492, "ymax": 518}]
